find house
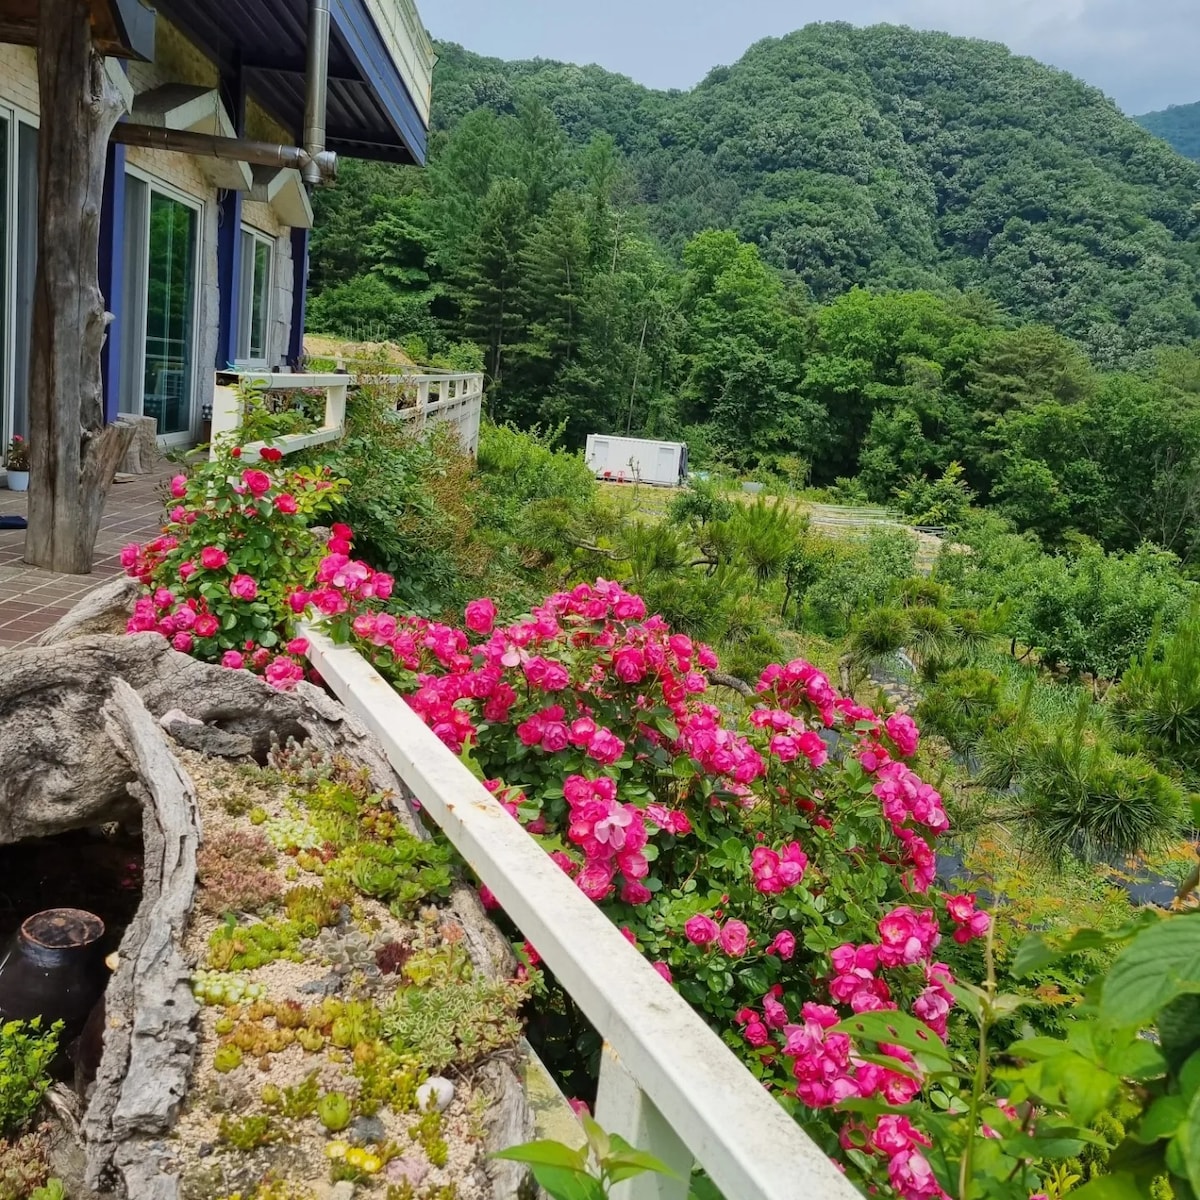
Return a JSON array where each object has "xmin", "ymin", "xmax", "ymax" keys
[{"xmin": 0, "ymin": 0, "xmax": 434, "ymax": 449}]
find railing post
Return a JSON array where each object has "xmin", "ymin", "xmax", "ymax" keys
[
  {"xmin": 416, "ymin": 378, "xmax": 431, "ymax": 434},
  {"xmin": 595, "ymin": 1044, "xmax": 692, "ymax": 1200},
  {"xmin": 324, "ymin": 380, "xmax": 348, "ymax": 434},
  {"xmin": 209, "ymin": 382, "xmax": 243, "ymax": 459}
]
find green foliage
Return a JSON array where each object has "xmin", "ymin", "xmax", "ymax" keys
[
  {"xmin": 1002, "ymin": 699, "xmax": 1186, "ymax": 865},
  {"xmin": 493, "ymin": 1117, "xmax": 680, "ymax": 1200},
  {"xmin": 306, "ymin": 390, "xmax": 486, "ymax": 615},
  {"xmin": 383, "ymin": 951, "xmax": 528, "ymax": 1072},
  {"xmin": 1112, "ymin": 602, "xmax": 1200, "ymax": 780},
  {"xmin": 1016, "ymin": 544, "xmax": 1193, "ymax": 680},
  {"xmin": 894, "ymin": 462, "xmax": 975, "ymax": 529},
  {"xmin": 0, "ymin": 1018, "xmax": 60, "ymax": 1136},
  {"xmin": 218, "ymin": 1113, "xmax": 285, "ymax": 1151}
]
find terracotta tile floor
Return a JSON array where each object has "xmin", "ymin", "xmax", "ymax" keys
[{"xmin": 0, "ymin": 469, "xmax": 172, "ymax": 648}]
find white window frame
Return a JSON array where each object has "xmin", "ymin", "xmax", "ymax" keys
[
  {"xmin": 120, "ymin": 166, "xmax": 205, "ymax": 446},
  {"xmin": 0, "ymin": 99, "xmax": 37, "ymax": 453},
  {"xmin": 237, "ymin": 225, "xmax": 274, "ymax": 369}
]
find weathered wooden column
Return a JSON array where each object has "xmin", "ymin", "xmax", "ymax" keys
[{"xmin": 25, "ymin": 0, "xmax": 135, "ymax": 574}]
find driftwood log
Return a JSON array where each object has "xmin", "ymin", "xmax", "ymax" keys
[
  {"xmin": 83, "ymin": 680, "xmax": 201, "ymax": 1198},
  {"xmin": 0, "ymin": 629, "xmax": 533, "ymax": 1197}
]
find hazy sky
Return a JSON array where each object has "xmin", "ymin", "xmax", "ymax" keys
[{"xmin": 430, "ymin": 0, "xmax": 1197, "ymax": 116}]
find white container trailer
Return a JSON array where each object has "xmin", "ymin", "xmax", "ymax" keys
[{"xmin": 585, "ymin": 435, "xmax": 688, "ymax": 487}]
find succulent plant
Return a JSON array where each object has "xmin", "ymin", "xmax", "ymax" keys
[
  {"xmin": 309, "ymin": 928, "xmax": 381, "ymax": 981},
  {"xmin": 213, "ymin": 1045, "xmax": 243, "ymax": 1074},
  {"xmin": 317, "ymin": 1091, "xmax": 353, "ymax": 1132}
]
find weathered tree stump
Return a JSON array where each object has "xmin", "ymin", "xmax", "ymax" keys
[{"xmin": 116, "ymin": 416, "xmax": 165, "ymax": 476}]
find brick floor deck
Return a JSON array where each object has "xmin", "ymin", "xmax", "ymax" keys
[{"xmin": 0, "ymin": 470, "xmax": 172, "ymax": 648}]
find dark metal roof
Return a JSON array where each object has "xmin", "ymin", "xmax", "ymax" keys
[{"xmin": 151, "ymin": 0, "xmax": 427, "ymax": 164}]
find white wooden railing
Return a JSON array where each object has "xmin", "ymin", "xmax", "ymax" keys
[
  {"xmin": 304, "ymin": 629, "xmax": 862, "ymax": 1200},
  {"xmin": 209, "ymin": 370, "xmax": 484, "ymax": 461}
]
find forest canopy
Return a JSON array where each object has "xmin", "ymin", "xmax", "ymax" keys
[{"xmin": 307, "ymin": 22, "xmax": 1200, "ymax": 564}]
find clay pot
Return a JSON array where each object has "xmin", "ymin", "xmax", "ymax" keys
[{"xmin": 0, "ymin": 908, "xmax": 108, "ymax": 1040}]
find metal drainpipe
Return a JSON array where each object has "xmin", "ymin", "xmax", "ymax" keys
[{"xmin": 303, "ymin": 0, "xmax": 331, "ymax": 187}]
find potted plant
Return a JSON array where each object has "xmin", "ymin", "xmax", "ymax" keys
[{"xmin": 5, "ymin": 434, "xmax": 29, "ymax": 492}]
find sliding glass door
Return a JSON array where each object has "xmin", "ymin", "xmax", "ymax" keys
[{"xmin": 119, "ymin": 175, "xmax": 200, "ymax": 442}]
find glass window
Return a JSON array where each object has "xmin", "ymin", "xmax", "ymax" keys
[
  {"xmin": 237, "ymin": 229, "xmax": 273, "ymax": 364},
  {"xmin": 119, "ymin": 179, "xmax": 200, "ymax": 441}
]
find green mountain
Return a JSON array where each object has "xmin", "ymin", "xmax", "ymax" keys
[
  {"xmin": 1135, "ymin": 101, "xmax": 1200, "ymax": 161},
  {"xmin": 431, "ymin": 23, "xmax": 1200, "ymax": 364}
]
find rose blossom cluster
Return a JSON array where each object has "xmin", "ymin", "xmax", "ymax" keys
[
  {"xmin": 563, "ymin": 774, "xmax": 650, "ymax": 903},
  {"xmin": 122, "ymin": 461, "xmax": 374, "ymax": 690},
  {"xmin": 945, "ymin": 892, "xmax": 991, "ymax": 944},
  {"xmin": 684, "ymin": 913, "xmax": 751, "ymax": 957}
]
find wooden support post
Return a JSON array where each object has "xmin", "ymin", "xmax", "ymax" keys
[
  {"xmin": 595, "ymin": 1044, "xmax": 692, "ymax": 1200},
  {"xmin": 25, "ymin": 0, "xmax": 134, "ymax": 573}
]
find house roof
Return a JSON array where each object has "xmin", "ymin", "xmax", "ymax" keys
[
  {"xmin": 0, "ymin": 0, "xmax": 156, "ymax": 59},
  {"xmin": 151, "ymin": 0, "xmax": 429, "ymax": 165}
]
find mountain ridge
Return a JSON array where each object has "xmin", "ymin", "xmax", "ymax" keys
[
  {"xmin": 429, "ymin": 23, "xmax": 1200, "ymax": 364},
  {"xmin": 1135, "ymin": 100, "xmax": 1200, "ymax": 161}
]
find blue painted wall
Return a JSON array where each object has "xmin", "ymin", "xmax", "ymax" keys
[
  {"xmin": 289, "ymin": 226, "xmax": 309, "ymax": 367},
  {"xmin": 99, "ymin": 142, "xmax": 126, "ymax": 424}
]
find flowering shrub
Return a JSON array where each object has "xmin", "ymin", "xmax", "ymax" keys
[
  {"xmin": 121, "ymin": 445, "xmax": 365, "ymax": 686},
  {"xmin": 328, "ymin": 578, "xmax": 1105, "ymax": 1197}
]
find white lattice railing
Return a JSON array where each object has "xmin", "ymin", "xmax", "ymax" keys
[
  {"xmin": 209, "ymin": 371, "xmax": 484, "ymax": 461},
  {"xmin": 303, "ymin": 628, "xmax": 863, "ymax": 1200}
]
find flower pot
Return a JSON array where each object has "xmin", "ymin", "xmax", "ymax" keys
[
  {"xmin": 6, "ymin": 469, "xmax": 29, "ymax": 492},
  {"xmin": 0, "ymin": 909, "xmax": 108, "ymax": 1041}
]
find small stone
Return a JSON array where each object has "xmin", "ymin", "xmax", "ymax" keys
[
  {"xmin": 347, "ymin": 1114, "xmax": 386, "ymax": 1146},
  {"xmin": 330, "ymin": 1183, "xmax": 356, "ymax": 1200},
  {"xmin": 299, "ymin": 973, "xmax": 342, "ymax": 996},
  {"xmin": 415, "ymin": 1076, "xmax": 454, "ymax": 1113},
  {"xmin": 197, "ymin": 1142, "xmax": 213, "ymax": 1158},
  {"xmin": 386, "ymin": 1156, "xmax": 428, "ymax": 1186}
]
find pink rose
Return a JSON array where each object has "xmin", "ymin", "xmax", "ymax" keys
[
  {"xmin": 944, "ymin": 893, "xmax": 977, "ymax": 923},
  {"xmin": 465, "ymin": 598, "xmax": 497, "ymax": 635},
  {"xmin": 229, "ymin": 574, "xmax": 258, "ymax": 601},
  {"xmin": 241, "ymin": 468, "xmax": 271, "ymax": 496},
  {"xmin": 286, "ymin": 637, "xmax": 309, "ymax": 656},
  {"xmin": 767, "ymin": 930, "xmax": 796, "ymax": 959},
  {"xmin": 684, "ymin": 914, "xmax": 720, "ymax": 945},
  {"xmin": 171, "ymin": 631, "xmax": 194, "ymax": 653},
  {"xmin": 586, "ymin": 728, "xmax": 625, "ymax": 765},
  {"xmin": 199, "ymin": 546, "xmax": 228, "ymax": 570},
  {"xmin": 718, "ymin": 919, "xmax": 750, "ymax": 957},
  {"xmin": 886, "ymin": 712, "xmax": 920, "ymax": 757},
  {"xmin": 651, "ymin": 961, "xmax": 673, "ymax": 984},
  {"xmin": 170, "ymin": 474, "xmax": 188, "ymax": 498},
  {"xmin": 221, "ymin": 650, "xmax": 245, "ymax": 670},
  {"xmin": 273, "ymin": 492, "xmax": 298, "ymax": 514},
  {"xmin": 194, "ymin": 614, "xmax": 219, "ymax": 638},
  {"xmin": 743, "ymin": 1019, "xmax": 770, "ymax": 1048}
]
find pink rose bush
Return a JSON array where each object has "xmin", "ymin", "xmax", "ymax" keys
[
  {"xmin": 119, "ymin": 444, "xmax": 382, "ymax": 689},
  {"xmin": 321, "ymin": 576, "xmax": 1030, "ymax": 1199}
]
